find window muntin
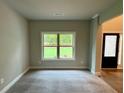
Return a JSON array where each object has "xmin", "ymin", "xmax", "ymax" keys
[{"xmin": 42, "ymin": 32, "xmax": 75, "ymax": 60}]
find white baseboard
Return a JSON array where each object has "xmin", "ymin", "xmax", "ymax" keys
[
  {"xmin": 95, "ymin": 72, "xmax": 101, "ymax": 76},
  {"xmin": 91, "ymin": 70, "xmax": 101, "ymax": 76},
  {"xmin": 30, "ymin": 66, "xmax": 88, "ymax": 70},
  {"xmin": 0, "ymin": 67, "xmax": 29, "ymax": 93},
  {"xmin": 91, "ymin": 69, "xmax": 96, "ymax": 74},
  {"xmin": 102, "ymin": 68, "xmax": 117, "ymax": 70}
]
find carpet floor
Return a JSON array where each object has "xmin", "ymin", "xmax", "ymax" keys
[{"xmin": 6, "ymin": 70, "xmax": 117, "ymax": 93}]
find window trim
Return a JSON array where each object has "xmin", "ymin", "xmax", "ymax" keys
[{"xmin": 41, "ymin": 32, "xmax": 76, "ymax": 61}]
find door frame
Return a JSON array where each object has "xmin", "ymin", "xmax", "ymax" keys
[{"xmin": 101, "ymin": 33, "xmax": 120, "ymax": 68}]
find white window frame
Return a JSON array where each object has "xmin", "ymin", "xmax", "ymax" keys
[{"xmin": 41, "ymin": 32, "xmax": 76, "ymax": 61}]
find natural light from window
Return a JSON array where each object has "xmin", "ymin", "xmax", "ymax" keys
[{"xmin": 41, "ymin": 32, "xmax": 75, "ymax": 60}]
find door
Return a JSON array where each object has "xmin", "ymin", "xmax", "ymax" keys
[{"xmin": 102, "ymin": 33, "xmax": 120, "ymax": 68}]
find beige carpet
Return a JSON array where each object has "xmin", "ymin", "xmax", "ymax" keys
[{"xmin": 6, "ymin": 70, "xmax": 117, "ymax": 93}]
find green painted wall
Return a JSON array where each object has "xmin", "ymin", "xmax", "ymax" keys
[
  {"xmin": 100, "ymin": 0, "xmax": 123, "ymax": 24},
  {"xmin": 89, "ymin": 18, "xmax": 98, "ymax": 73}
]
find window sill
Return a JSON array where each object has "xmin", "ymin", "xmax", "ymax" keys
[{"xmin": 41, "ymin": 58, "xmax": 75, "ymax": 61}]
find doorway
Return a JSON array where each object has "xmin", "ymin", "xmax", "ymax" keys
[
  {"xmin": 98, "ymin": 15, "xmax": 123, "ymax": 93},
  {"xmin": 101, "ymin": 33, "xmax": 120, "ymax": 68},
  {"xmin": 101, "ymin": 15, "xmax": 123, "ymax": 69}
]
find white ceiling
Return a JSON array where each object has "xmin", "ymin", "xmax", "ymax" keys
[{"xmin": 4, "ymin": 0, "xmax": 117, "ymax": 20}]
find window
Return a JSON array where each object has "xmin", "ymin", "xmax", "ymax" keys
[{"xmin": 41, "ymin": 32, "xmax": 75, "ymax": 60}]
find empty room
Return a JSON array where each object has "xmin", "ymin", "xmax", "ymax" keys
[{"xmin": 0, "ymin": 0, "xmax": 123, "ymax": 93}]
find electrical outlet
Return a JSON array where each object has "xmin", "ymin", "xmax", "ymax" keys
[{"xmin": 0, "ymin": 78, "xmax": 5, "ymax": 84}]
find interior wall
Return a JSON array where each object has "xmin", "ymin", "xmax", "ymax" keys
[
  {"xmin": 0, "ymin": 1, "xmax": 29, "ymax": 91},
  {"xmin": 29, "ymin": 21, "xmax": 90, "ymax": 69},
  {"xmin": 96, "ymin": 23, "xmax": 103, "ymax": 72},
  {"xmin": 89, "ymin": 17, "xmax": 102, "ymax": 74},
  {"xmin": 90, "ymin": 0, "xmax": 123, "ymax": 74},
  {"xmin": 118, "ymin": 34, "xmax": 123, "ymax": 69},
  {"xmin": 100, "ymin": 0, "xmax": 123, "ymax": 24},
  {"xmin": 89, "ymin": 19, "xmax": 97, "ymax": 73},
  {"xmin": 102, "ymin": 15, "xmax": 123, "ymax": 32},
  {"xmin": 101, "ymin": 15, "xmax": 123, "ymax": 69}
]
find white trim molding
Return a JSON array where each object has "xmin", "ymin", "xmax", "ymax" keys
[
  {"xmin": 95, "ymin": 72, "xmax": 101, "ymax": 76},
  {"xmin": 0, "ymin": 68, "xmax": 29, "ymax": 93},
  {"xmin": 91, "ymin": 69, "xmax": 95, "ymax": 74},
  {"xmin": 91, "ymin": 70, "xmax": 101, "ymax": 76},
  {"xmin": 91, "ymin": 14, "xmax": 99, "ymax": 19},
  {"xmin": 41, "ymin": 32, "xmax": 76, "ymax": 61},
  {"xmin": 30, "ymin": 66, "xmax": 88, "ymax": 70}
]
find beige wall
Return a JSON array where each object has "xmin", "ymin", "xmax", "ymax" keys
[
  {"xmin": 0, "ymin": 1, "xmax": 29, "ymax": 91},
  {"xmin": 96, "ymin": 25, "xmax": 102, "ymax": 72},
  {"xmin": 102, "ymin": 15, "xmax": 123, "ymax": 32},
  {"xmin": 29, "ymin": 21, "xmax": 90, "ymax": 69}
]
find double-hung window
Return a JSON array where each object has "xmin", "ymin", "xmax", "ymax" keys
[{"xmin": 41, "ymin": 32, "xmax": 75, "ymax": 60}]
